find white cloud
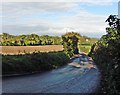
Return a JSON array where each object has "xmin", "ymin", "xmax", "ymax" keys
[
  {"xmin": 2, "ymin": 2, "xmax": 78, "ymax": 23},
  {"xmin": 2, "ymin": 0, "xmax": 119, "ymax": 3},
  {"xmin": 2, "ymin": 2, "xmax": 113, "ymax": 38},
  {"xmin": 54, "ymin": 12, "xmax": 106, "ymax": 37},
  {"xmin": 2, "ymin": 2, "xmax": 78, "ymax": 13},
  {"xmin": 2, "ymin": 12, "xmax": 107, "ymax": 38}
]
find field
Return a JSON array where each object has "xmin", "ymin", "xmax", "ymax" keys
[
  {"xmin": 0, "ymin": 45, "xmax": 63, "ymax": 55},
  {"xmin": 79, "ymin": 45, "xmax": 92, "ymax": 54},
  {"xmin": 0, "ymin": 45, "xmax": 92, "ymax": 55}
]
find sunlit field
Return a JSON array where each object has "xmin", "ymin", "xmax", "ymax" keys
[{"xmin": 0, "ymin": 45, "xmax": 63, "ymax": 55}]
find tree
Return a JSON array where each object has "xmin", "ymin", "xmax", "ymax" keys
[
  {"xmin": 20, "ymin": 38, "xmax": 25, "ymax": 46},
  {"xmin": 38, "ymin": 40, "xmax": 42, "ymax": 45},
  {"xmin": 106, "ymin": 15, "xmax": 120, "ymax": 31},
  {"xmin": 62, "ymin": 32, "xmax": 81, "ymax": 57}
]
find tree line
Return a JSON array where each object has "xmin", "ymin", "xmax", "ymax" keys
[
  {"xmin": 0, "ymin": 32, "xmax": 98, "ymax": 58},
  {"xmin": 0, "ymin": 33, "xmax": 62, "ymax": 46},
  {"xmin": 0, "ymin": 32, "xmax": 97, "ymax": 46}
]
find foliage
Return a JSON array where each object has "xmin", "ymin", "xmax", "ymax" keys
[
  {"xmin": 89, "ymin": 15, "xmax": 120, "ymax": 94},
  {"xmin": 0, "ymin": 33, "xmax": 62, "ymax": 46},
  {"xmin": 0, "ymin": 32, "xmax": 98, "ymax": 55},
  {"xmin": 61, "ymin": 32, "xmax": 97, "ymax": 56},
  {"xmin": 62, "ymin": 32, "xmax": 81, "ymax": 57},
  {"xmin": 2, "ymin": 51, "xmax": 69, "ymax": 75}
]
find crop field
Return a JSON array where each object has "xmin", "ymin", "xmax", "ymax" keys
[
  {"xmin": 0, "ymin": 45, "xmax": 63, "ymax": 55},
  {"xmin": 0, "ymin": 45, "xmax": 92, "ymax": 55}
]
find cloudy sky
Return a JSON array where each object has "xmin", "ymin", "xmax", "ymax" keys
[{"xmin": 1, "ymin": 0, "xmax": 119, "ymax": 38}]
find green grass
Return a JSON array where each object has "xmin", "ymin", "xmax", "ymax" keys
[
  {"xmin": 2, "ymin": 51, "xmax": 69, "ymax": 75},
  {"xmin": 79, "ymin": 45, "xmax": 92, "ymax": 54}
]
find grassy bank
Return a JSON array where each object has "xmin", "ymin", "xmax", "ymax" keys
[{"xmin": 2, "ymin": 51, "xmax": 69, "ymax": 75}]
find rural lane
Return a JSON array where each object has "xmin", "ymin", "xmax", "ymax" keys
[{"xmin": 2, "ymin": 56, "xmax": 101, "ymax": 93}]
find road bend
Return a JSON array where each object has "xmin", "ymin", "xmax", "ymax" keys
[{"xmin": 2, "ymin": 55, "xmax": 101, "ymax": 93}]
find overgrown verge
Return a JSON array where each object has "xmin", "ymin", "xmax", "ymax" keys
[
  {"xmin": 89, "ymin": 44, "xmax": 119, "ymax": 93},
  {"xmin": 89, "ymin": 15, "xmax": 120, "ymax": 94},
  {"xmin": 2, "ymin": 51, "xmax": 69, "ymax": 75}
]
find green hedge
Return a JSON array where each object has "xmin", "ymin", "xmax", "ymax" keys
[
  {"xmin": 88, "ymin": 15, "xmax": 120, "ymax": 94},
  {"xmin": 2, "ymin": 51, "xmax": 69, "ymax": 75}
]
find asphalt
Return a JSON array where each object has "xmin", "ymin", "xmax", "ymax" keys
[{"xmin": 2, "ymin": 56, "xmax": 101, "ymax": 93}]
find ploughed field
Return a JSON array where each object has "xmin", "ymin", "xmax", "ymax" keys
[{"xmin": 0, "ymin": 45, "xmax": 63, "ymax": 55}]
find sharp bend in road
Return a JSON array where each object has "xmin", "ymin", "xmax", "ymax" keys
[{"xmin": 2, "ymin": 55, "xmax": 101, "ymax": 93}]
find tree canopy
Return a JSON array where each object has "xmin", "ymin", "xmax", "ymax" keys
[
  {"xmin": 62, "ymin": 32, "xmax": 81, "ymax": 57},
  {"xmin": 0, "ymin": 33, "xmax": 62, "ymax": 46}
]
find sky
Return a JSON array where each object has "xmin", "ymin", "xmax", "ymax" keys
[{"xmin": 1, "ymin": 0, "xmax": 119, "ymax": 38}]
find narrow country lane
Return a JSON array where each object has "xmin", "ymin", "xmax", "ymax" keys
[{"xmin": 2, "ymin": 55, "xmax": 101, "ymax": 93}]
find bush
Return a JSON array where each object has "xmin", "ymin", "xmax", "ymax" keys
[
  {"xmin": 2, "ymin": 51, "xmax": 69, "ymax": 75},
  {"xmin": 89, "ymin": 15, "xmax": 120, "ymax": 94}
]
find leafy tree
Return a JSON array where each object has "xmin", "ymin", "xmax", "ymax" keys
[
  {"xmin": 62, "ymin": 32, "xmax": 81, "ymax": 57},
  {"xmin": 38, "ymin": 40, "xmax": 42, "ymax": 45},
  {"xmin": 52, "ymin": 36, "xmax": 62, "ymax": 45},
  {"xmin": 14, "ymin": 40, "xmax": 19, "ymax": 46},
  {"xmin": 20, "ymin": 38, "xmax": 25, "ymax": 46}
]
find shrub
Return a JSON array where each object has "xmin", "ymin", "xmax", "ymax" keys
[{"xmin": 2, "ymin": 51, "xmax": 69, "ymax": 75}]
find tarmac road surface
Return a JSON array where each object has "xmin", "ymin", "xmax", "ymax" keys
[{"xmin": 2, "ymin": 56, "xmax": 101, "ymax": 93}]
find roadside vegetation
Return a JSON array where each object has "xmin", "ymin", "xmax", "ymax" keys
[
  {"xmin": 89, "ymin": 15, "xmax": 120, "ymax": 94},
  {"xmin": 62, "ymin": 32, "xmax": 97, "ymax": 57},
  {"xmin": 1, "ymin": 30, "xmax": 97, "ymax": 75},
  {"xmin": 62, "ymin": 32, "xmax": 80, "ymax": 57},
  {"xmin": 2, "ymin": 51, "xmax": 69, "ymax": 75}
]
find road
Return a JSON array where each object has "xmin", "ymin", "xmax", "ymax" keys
[{"xmin": 2, "ymin": 55, "xmax": 101, "ymax": 93}]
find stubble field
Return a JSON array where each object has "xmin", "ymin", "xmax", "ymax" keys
[{"xmin": 0, "ymin": 45, "xmax": 64, "ymax": 55}]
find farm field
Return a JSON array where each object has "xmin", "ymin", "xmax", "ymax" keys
[
  {"xmin": 79, "ymin": 45, "xmax": 91, "ymax": 54},
  {"xmin": 0, "ymin": 45, "xmax": 92, "ymax": 55},
  {"xmin": 0, "ymin": 45, "xmax": 63, "ymax": 55}
]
